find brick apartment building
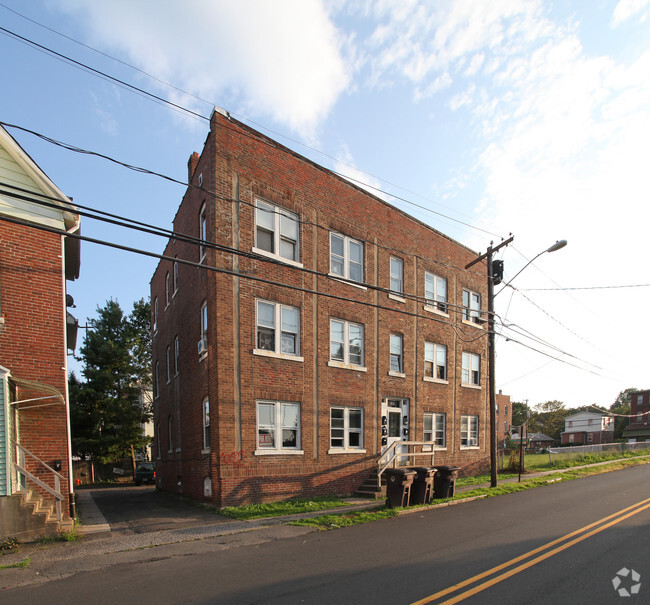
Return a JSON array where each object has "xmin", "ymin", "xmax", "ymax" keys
[
  {"xmin": 0, "ymin": 125, "xmax": 80, "ymax": 539},
  {"xmin": 495, "ymin": 390, "xmax": 512, "ymax": 446},
  {"xmin": 150, "ymin": 107, "xmax": 490, "ymax": 507},
  {"xmin": 622, "ymin": 389, "xmax": 650, "ymax": 442}
]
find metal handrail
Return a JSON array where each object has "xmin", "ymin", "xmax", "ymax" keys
[
  {"xmin": 377, "ymin": 440, "xmax": 436, "ymax": 486},
  {"xmin": 13, "ymin": 442, "xmax": 64, "ymax": 522}
]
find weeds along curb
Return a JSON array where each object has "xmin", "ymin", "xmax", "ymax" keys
[{"xmin": 396, "ymin": 495, "xmax": 488, "ymax": 516}]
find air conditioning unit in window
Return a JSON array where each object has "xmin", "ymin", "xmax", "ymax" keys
[{"xmin": 197, "ymin": 339, "xmax": 208, "ymax": 356}]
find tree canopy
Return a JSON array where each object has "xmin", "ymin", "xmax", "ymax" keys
[{"xmin": 70, "ymin": 298, "xmax": 152, "ymax": 462}]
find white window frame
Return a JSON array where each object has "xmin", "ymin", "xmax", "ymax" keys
[
  {"xmin": 423, "ymin": 412, "xmax": 446, "ymax": 450},
  {"xmin": 255, "ymin": 401, "xmax": 302, "ymax": 455},
  {"xmin": 166, "ymin": 345, "xmax": 171, "ymax": 384},
  {"xmin": 156, "ymin": 422, "xmax": 161, "ymax": 460},
  {"xmin": 253, "ymin": 199, "xmax": 301, "ymax": 265},
  {"xmin": 389, "ymin": 333, "xmax": 404, "ymax": 376},
  {"xmin": 254, "ymin": 300, "xmax": 302, "ymax": 360},
  {"xmin": 461, "ymin": 352, "xmax": 481, "ymax": 387},
  {"xmin": 390, "ymin": 256, "xmax": 404, "ymax": 297},
  {"xmin": 202, "ymin": 397, "xmax": 211, "ymax": 451},
  {"xmin": 329, "ymin": 232, "xmax": 364, "ymax": 284},
  {"xmin": 329, "ymin": 319, "xmax": 365, "ymax": 370},
  {"xmin": 424, "ymin": 271, "xmax": 448, "ymax": 314},
  {"xmin": 153, "ymin": 297, "xmax": 158, "ymax": 335},
  {"xmin": 460, "ymin": 414, "xmax": 479, "ymax": 448},
  {"xmin": 154, "ymin": 361, "xmax": 160, "ymax": 400},
  {"xmin": 200, "ymin": 301, "xmax": 208, "ymax": 344},
  {"xmin": 329, "ymin": 407, "xmax": 365, "ymax": 453},
  {"xmin": 424, "ymin": 342, "xmax": 447, "ymax": 382},
  {"xmin": 462, "ymin": 289, "xmax": 482, "ymax": 325},
  {"xmin": 199, "ymin": 203, "xmax": 207, "ymax": 262},
  {"xmin": 165, "ymin": 272, "xmax": 170, "ymax": 308},
  {"xmin": 174, "ymin": 336, "xmax": 179, "ymax": 376},
  {"xmin": 173, "ymin": 259, "xmax": 178, "ymax": 296}
]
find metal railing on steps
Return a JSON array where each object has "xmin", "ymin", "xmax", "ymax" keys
[{"xmin": 376, "ymin": 441, "xmax": 436, "ymax": 487}]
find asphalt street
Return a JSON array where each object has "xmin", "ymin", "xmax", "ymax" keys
[{"xmin": 2, "ymin": 463, "xmax": 649, "ymax": 604}]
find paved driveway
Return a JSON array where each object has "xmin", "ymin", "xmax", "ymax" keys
[{"xmin": 79, "ymin": 485, "xmax": 230, "ymax": 534}]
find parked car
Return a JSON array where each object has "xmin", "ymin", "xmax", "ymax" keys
[{"xmin": 134, "ymin": 461, "xmax": 155, "ymax": 485}]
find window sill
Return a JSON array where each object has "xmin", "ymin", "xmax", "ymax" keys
[
  {"xmin": 460, "ymin": 445, "xmax": 480, "ymax": 450},
  {"xmin": 201, "ymin": 448, "xmax": 211, "ymax": 455},
  {"xmin": 388, "ymin": 371, "xmax": 406, "ymax": 378},
  {"xmin": 388, "ymin": 293, "xmax": 405, "ymax": 303},
  {"xmin": 327, "ymin": 448, "xmax": 367, "ymax": 455},
  {"xmin": 423, "ymin": 376, "xmax": 448, "ymax": 384},
  {"xmin": 462, "ymin": 319, "xmax": 483, "ymax": 329},
  {"xmin": 461, "ymin": 383, "xmax": 482, "ymax": 390},
  {"xmin": 252, "ymin": 247, "xmax": 304, "ymax": 269},
  {"xmin": 253, "ymin": 349, "xmax": 304, "ymax": 363},
  {"xmin": 327, "ymin": 273, "xmax": 367, "ymax": 290},
  {"xmin": 424, "ymin": 304, "xmax": 449, "ymax": 317},
  {"xmin": 0, "ymin": 316, "xmax": 5, "ymax": 324},
  {"xmin": 254, "ymin": 449, "xmax": 304, "ymax": 456},
  {"xmin": 175, "ymin": 447, "xmax": 182, "ymax": 453},
  {"xmin": 328, "ymin": 361, "xmax": 367, "ymax": 372},
  {"xmin": 199, "ymin": 352, "xmax": 208, "ymax": 362}
]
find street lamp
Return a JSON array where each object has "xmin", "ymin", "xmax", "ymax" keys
[{"xmin": 466, "ymin": 238, "xmax": 567, "ymax": 488}]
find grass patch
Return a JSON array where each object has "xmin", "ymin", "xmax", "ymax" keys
[
  {"xmin": 290, "ymin": 508, "xmax": 398, "ymax": 529},
  {"xmin": 0, "ymin": 557, "xmax": 30, "ymax": 570},
  {"xmin": 38, "ymin": 529, "xmax": 80, "ymax": 544},
  {"xmin": 522, "ymin": 449, "xmax": 650, "ymax": 472},
  {"xmin": 220, "ymin": 496, "xmax": 349, "ymax": 520},
  {"xmin": 0, "ymin": 537, "xmax": 19, "ymax": 552},
  {"xmin": 456, "ymin": 473, "xmax": 517, "ymax": 486}
]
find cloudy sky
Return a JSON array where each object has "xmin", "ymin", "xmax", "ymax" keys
[{"xmin": 1, "ymin": 0, "xmax": 649, "ymax": 409}]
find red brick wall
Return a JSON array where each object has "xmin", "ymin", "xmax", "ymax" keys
[
  {"xmin": 0, "ymin": 221, "xmax": 70, "ymax": 512},
  {"xmin": 151, "ymin": 110, "xmax": 490, "ymax": 507}
]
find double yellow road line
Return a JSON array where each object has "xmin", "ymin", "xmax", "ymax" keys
[{"xmin": 411, "ymin": 496, "xmax": 650, "ymax": 604}]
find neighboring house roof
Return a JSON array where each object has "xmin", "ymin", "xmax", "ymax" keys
[
  {"xmin": 0, "ymin": 125, "xmax": 80, "ymax": 280},
  {"xmin": 511, "ymin": 433, "xmax": 553, "ymax": 442}
]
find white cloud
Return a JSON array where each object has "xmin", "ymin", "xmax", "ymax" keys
[
  {"xmin": 54, "ymin": 0, "xmax": 351, "ymax": 136},
  {"xmin": 612, "ymin": 0, "xmax": 650, "ymax": 27}
]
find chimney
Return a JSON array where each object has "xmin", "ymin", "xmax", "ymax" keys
[{"xmin": 188, "ymin": 152, "xmax": 199, "ymax": 181}]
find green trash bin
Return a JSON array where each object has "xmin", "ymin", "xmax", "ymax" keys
[
  {"xmin": 433, "ymin": 465, "xmax": 460, "ymax": 499},
  {"xmin": 409, "ymin": 467, "xmax": 437, "ymax": 505},
  {"xmin": 385, "ymin": 468, "xmax": 417, "ymax": 508}
]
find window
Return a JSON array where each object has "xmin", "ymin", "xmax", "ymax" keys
[
  {"xmin": 200, "ymin": 301, "xmax": 208, "ymax": 343},
  {"xmin": 390, "ymin": 333, "xmax": 403, "ymax": 374},
  {"xmin": 462, "ymin": 352, "xmax": 481, "ymax": 386},
  {"xmin": 461, "ymin": 415, "xmax": 479, "ymax": 448},
  {"xmin": 166, "ymin": 345, "xmax": 171, "ymax": 383},
  {"xmin": 424, "ymin": 342, "xmax": 447, "ymax": 381},
  {"xmin": 638, "ymin": 395, "xmax": 643, "ymax": 404},
  {"xmin": 165, "ymin": 272, "xmax": 170, "ymax": 307},
  {"xmin": 254, "ymin": 199, "xmax": 300, "ymax": 262},
  {"xmin": 330, "ymin": 407, "xmax": 363, "ymax": 451},
  {"xmin": 330, "ymin": 319, "xmax": 364, "ymax": 367},
  {"xmin": 173, "ymin": 260, "xmax": 178, "ymax": 295},
  {"xmin": 153, "ymin": 297, "xmax": 158, "ymax": 334},
  {"xmin": 256, "ymin": 401, "xmax": 301, "ymax": 453},
  {"xmin": 154, "ymin": 361, "xmax": 160, "ymax": 399},
  {"xmin": 330, "ymin": 232, "xmax": 363, "ymax": 283},
  {"xmin": 199, "ymin": 203, "xmax": 207, "ymax": 261},
  {"xmin": 424, "ymin": 272, "xmax": 448, "ymax": 313},
  {"xmin": 462, "ymin": 289, "xmax": 482, "ymax": 324},
  {"xmin": 505, "ymin": 404, "xmax": 508, "ymax": 415},
  {"xmin": 167, "ymin": 416, "xmax": 173, "ymax": 452},
  {"xmin": 174, "ymin": 336, "xmax": 179, "ymax": 376},
  {"xmin": 256, "ymin": 300, "xmax": 300, "ymax": 356},
  {"xmin": 156, "ymin": 422, "xmax": 161, "ymax": 459},
  {"xmin": 203, "ymin": 398, "xmax": 210, "ymax": 450},
  {"xmin": 423, "ymin": 413, "xmax": 446, "ymax": 448},
  {"xmin": 390, "ymin": 256, "xmax": 403, "ymax": 295}
]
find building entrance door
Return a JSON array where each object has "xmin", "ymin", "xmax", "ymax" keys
[{"xmin": 381, "ymin": 398, "xmax": 409, "ymax": 466}]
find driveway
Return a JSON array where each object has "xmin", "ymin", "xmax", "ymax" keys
[{"xmin": 78, "ymin": 485, "xmax": 230, "ymax": 535}]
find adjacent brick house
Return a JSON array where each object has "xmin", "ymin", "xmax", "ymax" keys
[
  {"xmin": 560, "ymin": 411, "xmax": 614, "ymax": 446},
  {"xmin": 0, "ymin": 125, "xmax": 80, "ymax": 539},
  {"xmin": 151, "ymin": 107, "xmax": 490, "ymax": 507},
  {"xmin": 495, "ymin": 390, "xmax": 512, "ymax": 445},
  {"xmin": 622, "ymin": 390, "xmax": 650, "ymax": 442}
]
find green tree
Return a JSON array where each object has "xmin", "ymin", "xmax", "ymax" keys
[
  {"xmin": 70, "ymin": 299, "xmax": 152, "ymax": 462},
  {"xmin": 528, "ymin": 400, "xmax": 568, "ymax": 442},
  {"xmin": 511, "ymin": 401, "xmax": 529, "ymax": 428},
  {"xmin": 610, "ymin": 388, "xmax": 638, "ymax": 440}
]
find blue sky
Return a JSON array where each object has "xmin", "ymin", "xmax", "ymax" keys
[{"xmin": 2, "ymin": 0, "xmax": 649, "ymax": 409}]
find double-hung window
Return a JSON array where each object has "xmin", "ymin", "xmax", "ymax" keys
[
  {"xmin": 390, "ymin": 256, "xmax": 404, "ymax": 295},
  {"xmin": 461, "ymin": 352, "xmax": 481, "ymax": 386},
  {"xmin": 424, "ymin": 342, "xmax": 447, "ymax": 381},
  {"xmin": 200, "ymin": 301, "xmax": 208, "ymax": 349},
  {"xmin": 330, "ymin": 232, "xmax": 363, "ymax": 283},
  {"xmin": 423, "ymin": 413, "xmax": 446, "ymax": 448},
  {"xmin": 424, "ymin": 272, "xmax": 448, "ymax": 313},
  {"xmin": 390, "ymin": 333, "xmax": 403, "ymax": 374},
  {"xmin": 173, "ymin": 260, "xmax": 178, "ymax": 295},
  {"xmin": 256, "ymin": 401, "xmax": 301, "ymax": 453},
  {"xmin": 154, "ymin": 361, "xmax": 160, "ymax": 399},
  {"xmin": 460, "ymin": 415, "xmax": 479, "ymax": 448},
  {"xmin": 330, "ymin": 319, "xmax": 364, "ymax": 367},
  {"xmin": 254, "ymin": 199, "xmax": 300, "ymax": 262},
  {"xmin": 256, "ymin": 300, "xmax": 300, "ymax": 356},
  {"xmin": 199, "ymin": 203, "xmax": 207, "ymax": 262},
  {"xmin": 174, "ymin": 336, "xmax": 179, "ymax": 376},
  {"xmin": 202, "ymin": 398, "xmax": 210, "ymax": 450},
  {"xmin": 166, "ymin": 345, "xmax": 171, "ymax": 383},
  {"xmin": 462, "ymin": 289, "xmax": 482, "ymax": 324},
  {"xmin": 330, "ymin": 407, "xmax": 363, "ymax": 451},
  {"xmin": 153, "ymin": 297, "xmax": 158, "ymax": 335},
  {"xmin": 165, "ymin": 272, "xmax": 170, "ymax": 308}
]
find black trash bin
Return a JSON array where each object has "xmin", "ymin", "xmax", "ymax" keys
[
  {"xmin": 433, "ymin": 465, "xmax": 460, "ymax": 499},
  {"xmin": 385, "ymin": 468, "xmax": 417, "ymax": 508},
  {"xmin": 409, "ymin": 467, "xmax": 437, "ymax": 505}
]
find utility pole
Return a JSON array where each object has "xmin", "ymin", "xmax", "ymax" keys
[{"xmin": 466, "ymin": 235, "xmax": 513, "ymax": 488}]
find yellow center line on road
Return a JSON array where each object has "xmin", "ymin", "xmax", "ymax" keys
[{"xmin": 411, "ymin": 497, "xmax": 650, "ymax": 605}]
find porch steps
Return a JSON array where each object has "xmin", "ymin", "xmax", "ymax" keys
[
  {"xmin": 21, "ymin": 490, "xmax": 73, "ymax": 536},
  {"xmin": 355, "ymin": 469, "xmax": 386, "ymax": 499}
]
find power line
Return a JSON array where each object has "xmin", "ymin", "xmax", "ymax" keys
[{"xmin": 523, "ymin": 284, "xmax": 650, "ymax": 291}]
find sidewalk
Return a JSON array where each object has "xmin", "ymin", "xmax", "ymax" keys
[{"xmin": 1, "ymin": 457, "xmax": 646, "ymax": 590}]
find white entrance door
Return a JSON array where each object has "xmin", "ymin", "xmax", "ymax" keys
[{"xmin": 382, "ymin": 398, "xmax": 409, "ymax": 466}]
